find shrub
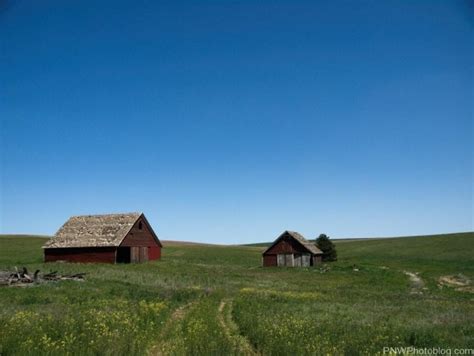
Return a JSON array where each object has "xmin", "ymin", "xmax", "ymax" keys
[{"xmin": 315, "ymin": 234, "xmax": 337, "ymax": 262}]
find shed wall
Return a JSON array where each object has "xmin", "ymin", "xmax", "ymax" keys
[
  {"xmin": 265, "ymin": 236, "xmax": 308, "ymax": 255},
  {"xmin": 263, "ymin": 255, "xmax": 277, "ymax": 267}
]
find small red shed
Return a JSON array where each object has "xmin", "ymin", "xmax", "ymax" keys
[
  {"xmin": 262, "ymin": 230, "xmax": 323, "ymax": 267},
  {"xmin": 43, "ymin": 213, "xmax": 162, "ymax": 263}
]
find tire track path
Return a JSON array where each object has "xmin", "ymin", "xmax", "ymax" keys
[
  {"xmin": 217, "ymin": 299, "xmax": 259, "ymax": 355},
  {"xmin": 149, "ymin": 301, "xmax": 196, "ymax": 355},
  {"xmin": 403, "ymin": 271, "xmax": 425, "ymax": 294}
]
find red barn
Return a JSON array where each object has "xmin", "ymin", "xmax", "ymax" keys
[
  {"xmin": 262, "ymin": 231, "xmax": 323, "ymax": 267},
  {"xmin": 43, "ymin": 213, "xmax": 162, "ymax": 263}
]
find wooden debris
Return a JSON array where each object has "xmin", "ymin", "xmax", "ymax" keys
[
  {"xmin": 0, "ymin": 267, "xmax": 86, "ymax": 287},
  {"xmin": 319, "ymin": 265, "xmax": 331, "ymax": 273}
]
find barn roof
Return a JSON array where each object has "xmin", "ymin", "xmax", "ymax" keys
[
  {"xmin": 43, "ymin": 213, "xmax": 155, "ymax": 249},
  {"xmin": 262, "ymin": 230, "xmax": 323, "ymax": 255}
]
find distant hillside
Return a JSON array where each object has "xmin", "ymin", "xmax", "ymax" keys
[
  {"xmin": 242, "ymin": 242, "xmax": 272, "ymax": 247},
  {"xmin": 1, "ymin": 232, "xmax": 472, "ymax": 252},
  {"xmin": 243, "ymin": 232, "xmax": 473, "ymax": 247},
  {"xmin": 0, "ymin": 234, "xmax": 50, "ymax": 239}
]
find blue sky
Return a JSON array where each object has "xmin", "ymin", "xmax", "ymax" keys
[{"xmin": 1, "ymin": 0, "xmax": 472, "ymax": 243}]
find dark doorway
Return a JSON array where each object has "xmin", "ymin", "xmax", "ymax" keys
[{"xmin": 116, "ymin": 247, "xmax": 130, "ymax": 263}]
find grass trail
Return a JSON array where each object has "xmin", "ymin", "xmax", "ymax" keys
[
  {"xmin": 217, "ymin": 299, "xmax": 259, "ymax": 355},
  {"xmin": 149, "ymin": 300, "xmax": 198, "ymax": 355},
  {"xmin": 403, "ymin": 271, "xmax": 426, "ymax": 294}
]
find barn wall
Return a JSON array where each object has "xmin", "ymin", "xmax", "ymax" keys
[
  {"xmin": 148, "ymin": 246, "xmax": 161, "ymax": 260},
  {"xmin": 121, "ymin": 218, "xmax": 161, "ymax": 246},
  {"xmin": 262, "ymin": 254, "xmax": 277, "ymax": 267},
  {"xmin": 120, "ymin": 217, "xmax": 161, "ymax": 261},
  {"xmin": 313, "ymin": 255, "xmax": 322, "ymax": 265},
  {"xmin": 44, "ymin": 247, "xmax": 116, "ymax": 263}
]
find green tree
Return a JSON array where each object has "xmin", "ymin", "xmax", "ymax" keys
[{"xmin": 315, "ymin": 234, "xmax": 337, "ymax": 262}]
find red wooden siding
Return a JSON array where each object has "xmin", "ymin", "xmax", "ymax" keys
[
  {"xmin": 148, "ymin": 246, "xmax": 160, "ymax": 260},
  {"xmin": 44, "ymin": 247, "xmax": 116, "ymax": 263},
  {"xmin": 263, "ymin": 255, "xmax": 277, "ymax": 267},
  {"xmin": 120, "ymin": 217, "xmax": 161, "ymax": 261},
  {"xmin": 265, "ymin": 236, "xmax": 306, "ymax": 255},
  {"xmin": 121, "ymin": 218, "xmax": 160, "ymax": 247}
]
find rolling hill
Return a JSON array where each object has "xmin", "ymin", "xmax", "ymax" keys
[{"xmin": 0, "ymin": 232, "xmax": 472, "ymax": 355}]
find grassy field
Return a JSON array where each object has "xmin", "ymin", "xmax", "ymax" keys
[{"xmin": 0, "ymin": 232, "xmax": 473, "ymax": 355}]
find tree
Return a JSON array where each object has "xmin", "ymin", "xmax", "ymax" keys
[{"xmin": 315, "ymin": 234, "xmax": 337, "ymax": 262}]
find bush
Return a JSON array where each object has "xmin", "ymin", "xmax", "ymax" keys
[{"xmin": 315, "ymin": 234, "xmax": 337, "ymax": 262}]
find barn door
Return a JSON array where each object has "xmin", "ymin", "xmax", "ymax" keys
[
  {"xmin": 130, "ymin": 247, "xmax": 148, "ymax": 263},
  {"xmin": 285, "ymin": 254, "xmax": 294, "ymax": 267},
  {"xmin": 139, "ymin": 247, "xmax": 148, "ymax": 262},
  {"xmin": 302, "ymin": 254, "xmax": 311, "ymax": 267},
  {"xmin": 277, "ymin": 254, "xmax": 296, "ymax": 266},
  {"xmin": 277, "ymin": 254, "xmax": 285, "ymax": 266},
  {"xmin": 294, "ymin": 254, "xmax": 302, "ymax": 267},
  {"xmin": 130, "ymin": 247, "xmax": 140, "ymax": 263}
]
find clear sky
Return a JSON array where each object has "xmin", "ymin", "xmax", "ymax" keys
[{"xmin": 1, "ymin": 0, "xmax": 472, "ymax": 243}]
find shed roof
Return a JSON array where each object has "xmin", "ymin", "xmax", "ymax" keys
[
  {"xmin": 262, "ymin": 230, "xmax": 323, "ymax": 255},
  {"xmin": 43, "ymin": 213, "xmax": 157, "ymax": 248}
]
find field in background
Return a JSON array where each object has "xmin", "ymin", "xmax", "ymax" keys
[{"xmin": 0, "ymin": 232, "xmax": 473, "ymax": 355}]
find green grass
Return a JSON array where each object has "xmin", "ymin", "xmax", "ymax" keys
[{"xmin": 0, "ymin": 232, "xmax": 473, "ymax": 355}]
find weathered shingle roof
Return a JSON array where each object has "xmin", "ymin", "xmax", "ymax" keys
[
  {"xmin": 43, "ymin": 213, "xmax": 143, "ymax": 248},
  {"xmin": 262, "ymin": 230, "xmax": 323, "ymax": 255}
]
